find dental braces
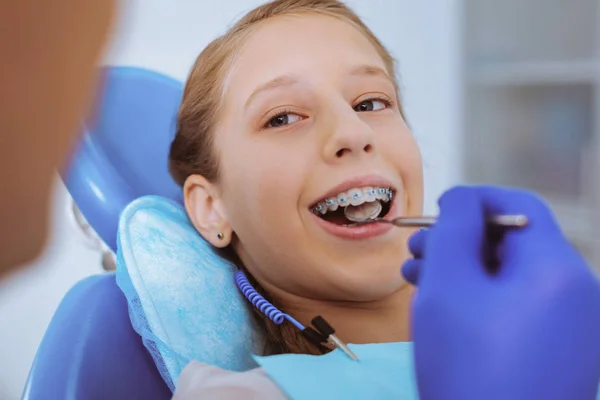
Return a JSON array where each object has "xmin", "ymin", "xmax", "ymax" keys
[{"xmin": 311, "ymin": 187, "xmax": 394, "ymax": 214}]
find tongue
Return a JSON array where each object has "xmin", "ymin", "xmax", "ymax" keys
[{"xmin": 344, "ymin": 201, "xmax": 383, "ymax": 222}]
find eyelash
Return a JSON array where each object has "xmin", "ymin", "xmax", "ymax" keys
[
  {"xmin": 355, "ymin": 96, "xmax": 394, "ymax": 111},
  {"xmin": 262, "ymin": 96, "xmax": 394, "ymax": 130}
]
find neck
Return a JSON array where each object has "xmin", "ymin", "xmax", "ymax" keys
[{"xmin": 277, "ymin": 284, "xmax": 414, "ymax": 345}]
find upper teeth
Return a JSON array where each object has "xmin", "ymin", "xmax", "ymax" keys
[{"xmin": 311, "ymin": 187, "xmax": 393, "ymax": 215}]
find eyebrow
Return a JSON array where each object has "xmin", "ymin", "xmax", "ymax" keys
[
  {"xmin": 349, "ymin": 64, "xmax": 391, "ymax": 81},
  {"xmin": 245, "ymin": 74, "xmax": 299, "ymax": 110},
  {"xmin": 244, "ymin": 64, "xmax": 392, "ymax": 110}
]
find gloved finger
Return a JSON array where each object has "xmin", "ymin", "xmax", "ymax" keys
[
  {"xmin": 478, "ymin": 186, "xmax": 559, "ymax": 232},
  {"xmin": 477, "ymin": 186, "xmax": 566, "ymax": 268},
  {"xmin": 401, "ymin": 258, "xmax": 421, "ymax": 286},
  {"xmin": 423, "ymin": 186, "xmax": 487, "ymax": 282},
  {"xmin": 408, "ymin": 229, "xmax": 428, "ymax": 259}
]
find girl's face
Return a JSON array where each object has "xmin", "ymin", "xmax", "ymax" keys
[{"xmin": 186, "ymin": 14, "xmax": 423, "ymax": 302}]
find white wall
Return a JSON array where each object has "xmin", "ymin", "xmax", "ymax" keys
[{"xmin": 0, "ymin": 1, "xmax": 462, "ymax": 398}]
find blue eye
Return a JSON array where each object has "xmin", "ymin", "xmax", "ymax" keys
[{"xmin": 354, "ymin": 98, "xmax": 390, "ymax": 112}]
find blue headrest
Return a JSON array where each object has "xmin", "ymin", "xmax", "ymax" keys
[{"xmin": 62, "ymin": 66, "xmax": 184, "ymax": 251}]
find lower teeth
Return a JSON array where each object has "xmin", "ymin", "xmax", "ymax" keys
[{"xmin": 343, "ymin": 201, "xmax": 383, "ymax": 222}]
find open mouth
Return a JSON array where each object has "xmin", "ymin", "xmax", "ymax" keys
[{"xmin": 310, "ymin": 186, "xmax": 394, "ymax": 226}]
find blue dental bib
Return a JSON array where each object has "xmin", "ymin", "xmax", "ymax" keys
[{"xmin": 254, "ymin": 342, "xmax": 418, "ymax": 399}]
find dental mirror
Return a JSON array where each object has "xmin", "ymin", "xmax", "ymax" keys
[{"xmin": 343, "ymin": 201, "xmax": 383, "ymax": 223}]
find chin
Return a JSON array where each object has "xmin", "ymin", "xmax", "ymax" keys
[{"xmin": 339, "ymin": 270, "xmax": 406, "ymax": 301}]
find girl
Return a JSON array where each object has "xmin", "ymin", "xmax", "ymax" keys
[{"xmin": 168, "ymin": 0, "xmax": 423, "ymax": 397}]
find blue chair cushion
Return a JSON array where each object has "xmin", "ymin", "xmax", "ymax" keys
[
  {"xmin": 23, "ymin": 274, "xmax": 172, "ymax": 400},
  {"xmin": 63, "ymin": 67, "xmax": 184, "ymax": 252}
]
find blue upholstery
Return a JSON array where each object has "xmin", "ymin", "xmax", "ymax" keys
[
  {"xmin": 23, "ymin": 274, "xmax": 172, "ymax": 400},
  {"xmin": 24, "ymin": 67, "xmax": 184, "ymax": 399},
  {"xmin": 63, "ymin": 66, "xmax": 184, "ymax": 252}
]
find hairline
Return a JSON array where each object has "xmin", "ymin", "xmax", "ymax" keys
[{"xmin": 217, "ymin": 10, "xmax": 393, "ymax": 108}]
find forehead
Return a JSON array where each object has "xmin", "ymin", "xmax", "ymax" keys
[{"xmin": 224, "ymin": 14, "xmax": 387, "ymax": 100}]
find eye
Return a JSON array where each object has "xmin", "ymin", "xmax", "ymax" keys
[
  {"xmin": 265, "ymin": 112, "xmax": 302, "ymax": 129},
  {"xmin": 354, "ymin": 98, "xmax": 390, "ymax": 112}
]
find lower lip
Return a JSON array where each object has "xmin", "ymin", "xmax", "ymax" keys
[{"xmin": 311, "ymin": 198, "xmax": 398, "ymax": 240}]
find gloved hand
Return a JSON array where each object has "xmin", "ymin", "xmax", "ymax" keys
[{"xmin": 402, "ymin": 186, "xmax": 600, "ymax": 400}]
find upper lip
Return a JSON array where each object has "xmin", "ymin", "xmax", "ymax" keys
[{"xmin": 310, "ymin": 174, "xmax": 397, "ymax": 206}]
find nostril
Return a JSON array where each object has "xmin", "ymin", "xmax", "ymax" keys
[{"xmin": 335, "ymin": 144, "xmax": 372, "ymax": 158}]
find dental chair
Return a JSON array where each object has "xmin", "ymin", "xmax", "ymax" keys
[{"xmin": 23, "ymin": 67, "xmax": 183, "ymax": 400}]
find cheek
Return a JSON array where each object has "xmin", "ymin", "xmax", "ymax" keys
[
  {"xmin": 220, "ymin": 142, "xmax": 313, "ymax": 285},
  {"xmin": 402, "ymin": 148, "xmax": 424, "ymax": 214},
  {"xmin": 381, "ymin": 124, "xmax": 424, "ymax": 214},
  {"xmin": 220, "ymin": 140, "xmax": 307, "ymax": 240}
]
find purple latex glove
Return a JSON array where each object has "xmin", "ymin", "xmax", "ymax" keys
[{"xmin": 402, "ymin": 186, "xmax": 600, "ymax": 400}]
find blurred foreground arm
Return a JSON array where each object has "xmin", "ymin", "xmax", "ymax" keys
[
  {"xmin": 403, "ymin": 186, "xmax": 600, "ymax": 400},
  {"xmin": 0, "ymin": 1, "xmax": 115, "ymax": 275}
]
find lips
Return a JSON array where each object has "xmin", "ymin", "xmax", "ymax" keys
[{"xmin": 310, "ymin": 181, "xmax": 401, "ymax": 240}]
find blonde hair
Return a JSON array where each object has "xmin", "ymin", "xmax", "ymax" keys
[{"xmin": 169, "ymin": 0, "xmax": 403, "ymax": 355}]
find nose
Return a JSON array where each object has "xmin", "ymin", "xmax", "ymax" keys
[{"xmin": 321, "ymin": 106, "xmax": 375, "ymax": 163}]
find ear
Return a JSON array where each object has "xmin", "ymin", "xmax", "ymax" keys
[{"xmin": 183, "ymin": 175, "xmax": 232, "ymax": 248}]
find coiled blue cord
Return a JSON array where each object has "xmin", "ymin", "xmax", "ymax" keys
[{"xmin": 234, "ymin": 270, "xmax": 305, "ymax": 331}]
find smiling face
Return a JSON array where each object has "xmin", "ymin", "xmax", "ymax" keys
[{"xmin": 185, "ymin": 13, "xmax": 423, "ymax": 303}]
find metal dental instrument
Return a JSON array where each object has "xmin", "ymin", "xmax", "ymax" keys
[
  {"xmin": 311, "ymin": 316, "xmax": 359, "ymax": 361},
  {"xmin": 235, "ymin": 270, "xmax": 359, "ymax": 361},
  {"xmin": 347, "ymin": 214, "xmax": 529, "ymax": 229}
]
